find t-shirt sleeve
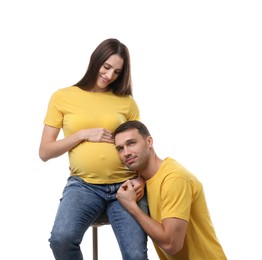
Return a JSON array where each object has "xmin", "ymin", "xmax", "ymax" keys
[
  {"xmin": 161, "ymin": 177, "xmax": 192, "ymax": 222},
  {"xmin": 43, "ymin": 90, "xmax": 63, "ymax": 128},
  {"xmin": 126, "ymin": 96, "xmax": 140, "ymax": 121}
]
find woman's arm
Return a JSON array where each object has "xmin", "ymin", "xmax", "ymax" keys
[{"xmin": 39, "ymin": 125, "xmax": 114, "ymax": 162}]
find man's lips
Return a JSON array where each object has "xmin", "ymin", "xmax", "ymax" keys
[{"xmin": 125, "ymin": 157, "xmax": 136, "ymax": 165}]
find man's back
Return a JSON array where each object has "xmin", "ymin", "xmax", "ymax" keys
[{"xmin": 146, "ymin": 157, "xmax": 227, "ymax": 259}]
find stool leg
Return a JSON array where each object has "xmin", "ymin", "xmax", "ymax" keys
[{"xmin": 93, "ymin": 226, "xmax": 98, "ymax": 260}]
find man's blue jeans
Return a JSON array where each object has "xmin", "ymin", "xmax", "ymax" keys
[{"xmin": 49, "ymin": 176, "xmax": 148, "ymax": 260}]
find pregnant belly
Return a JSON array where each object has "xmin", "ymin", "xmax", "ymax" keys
[{"xmin": 69, "ymin": 142, "xmax": 125, "ymax": 176}]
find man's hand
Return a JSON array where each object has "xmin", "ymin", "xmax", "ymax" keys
[
  {"xmin": 130, "ymin": 176, "xmax": 145, "ymax": 201},
  {"xmin": 116, "ymin": 180, "xmax": 138, "ymax": 211}
]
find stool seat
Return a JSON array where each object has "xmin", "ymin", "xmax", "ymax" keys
[{"xmin": 92, "ymin": 211, "xmax": 110, "ymax": 227}]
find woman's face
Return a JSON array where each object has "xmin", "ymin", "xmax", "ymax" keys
[{"xmin": 93, "ymin": 54, "xmax": 124, "ymax": 92}]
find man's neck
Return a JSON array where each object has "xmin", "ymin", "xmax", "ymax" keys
[{"xmin": 140, "ymin": 154, "xmax": 163, "ymax": 181}]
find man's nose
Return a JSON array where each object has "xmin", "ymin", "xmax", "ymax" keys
[{"xmin": 123, "ymin": 147, "xmax": 131, "ymax": 157}]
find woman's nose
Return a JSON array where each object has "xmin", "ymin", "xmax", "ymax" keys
[{"xmin": 106, "ymin": 69, "xmax": 114, "ymax": 80}]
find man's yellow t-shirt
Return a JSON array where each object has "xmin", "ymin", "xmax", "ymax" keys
[
  {"xmin": 146, "ymin": 157, "xmax": 227, "ymax": 260},
  {"xmin": 44, "ymin": 86, "xmax": 139, "ymax": 184}
]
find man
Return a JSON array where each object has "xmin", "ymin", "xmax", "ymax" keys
[{"xmin": 114, "ymin": 120, "xmax": 227, "ymax": 260}]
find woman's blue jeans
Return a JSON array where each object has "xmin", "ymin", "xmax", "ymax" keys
[{"xmin": 49, "ymin": 176, "xmax": 148, "ymax": 260}]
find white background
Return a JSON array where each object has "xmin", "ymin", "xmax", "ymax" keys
[{"xmin": 1, "ymin": 1, "xmax": 261, "ymax": 259}]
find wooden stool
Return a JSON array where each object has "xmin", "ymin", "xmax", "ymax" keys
[{"xmin": 91, "ymin": 212, "xmax": 110, "ymax": 260}]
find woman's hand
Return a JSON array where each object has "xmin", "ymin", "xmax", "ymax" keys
[
  {"xmin": 39, "ymin": 126, "xmax": 114, "ymax": 162},
  {"xmin": 79, "ymin": 128, "xmax": 114, "ymax": 143}
]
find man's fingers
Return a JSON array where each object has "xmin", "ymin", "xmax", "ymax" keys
[{"xmin": 126, "ymin": 180, "xmax": 135, "ymax": 189}]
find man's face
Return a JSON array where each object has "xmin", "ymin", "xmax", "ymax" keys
[{"xmin": 115, "ymin": 129, "xmax": 151, "ymax": 172}]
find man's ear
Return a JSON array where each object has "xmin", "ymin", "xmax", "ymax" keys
[{"xmin": 147, "ymin": 136, "xmax": 153, "ymax": 148}]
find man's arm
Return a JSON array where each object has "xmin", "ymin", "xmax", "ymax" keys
[{"xmin": 116, "ymin": 180, "xmax": 188, "ymax": 256}]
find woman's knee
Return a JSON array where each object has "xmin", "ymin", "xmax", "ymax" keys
[{"xmin": 49, "ymin": 230, "xmax": 81, "ymax": 254}]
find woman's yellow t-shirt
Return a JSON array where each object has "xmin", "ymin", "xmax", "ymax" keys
[{"xmin": 44, "ymin": 86, "xmax": 139, "ymax": 184}]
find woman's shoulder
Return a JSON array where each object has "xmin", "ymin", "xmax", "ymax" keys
[
  {"xmin": 55, "ymin": 85, "xmax": 78, "ymax": 93},
  {"xmin": 114, "ymin": 93, "xmax": 136, "ymax": 102},
  {"xmin": 51, "ymin": 86, "xmax": 79, "ymax": 96}
]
